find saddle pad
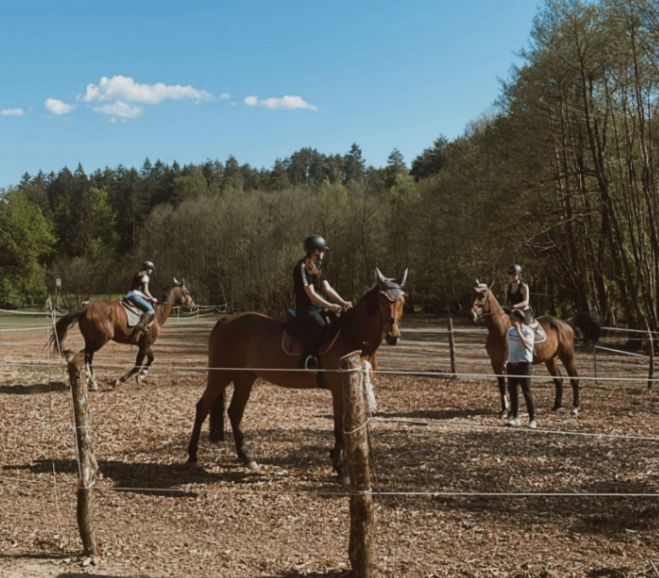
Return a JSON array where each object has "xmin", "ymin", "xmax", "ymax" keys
[
  {"xmin": 120, "ymin": 301, "xmax": 154, "ymax": 328},
  {"xmin": 530, "ymin": 321, "xmax": 547, "ymax": 345},
  {"xmin": 282, "ymin": 328, "xmax": 342, "ymax": 356}
]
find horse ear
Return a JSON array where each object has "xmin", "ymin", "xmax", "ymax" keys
[
  {"xmin": 475, "ymin": 279, "xmax": 480, "ymax": 286},
  {"xmin": 173, "ymin": 277, "xmax": 179, "ymax": 285},
  {"xmin": 396, "ymin": 269, "xmax": 408, "ymax": 287},
  {"xmin": 489, "ymin": 280, "xmax": 495, "ymax": 289},
  {"xmin": 181, "ymin": 278, "xmax": 186, "ymax": 287},
  {"xmin": 375, "ymin": 268, "xmax": 387, "ymax": 285}
]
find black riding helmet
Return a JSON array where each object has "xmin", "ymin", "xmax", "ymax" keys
[
  {"xmin": 507, "ymin": 264, "xmax": 522, "ymax": 275},
  {"xmin": 142, "ymin": 260, "xmax": 156, "ymax": 271},
  {"xmin": 304, "ymin": 235, "xmax": 329, "ymax": 255}
]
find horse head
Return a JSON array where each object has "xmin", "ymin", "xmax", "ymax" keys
[
  {"xmin": 374, "ymin": 267, "xmax": 407, "ymax": 345},
  {"xmin": 470, "ymin": 279, "xmax": 494, "ymax": 322},
  {"xmin": 172, "ymin": 277, "xmax": 197, "ymax": 312}
]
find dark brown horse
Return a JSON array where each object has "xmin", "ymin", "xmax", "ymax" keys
[
  {"xmin": 470, "ymin": 281, "xmax": 600, "ymax": 417},
  {"xmin": 50, "ymin": 280, "xmax": 196, "ymax": 389},
  {"xmin": 187, "ymin": 268, "xmax": 407, "ymax": 483}
]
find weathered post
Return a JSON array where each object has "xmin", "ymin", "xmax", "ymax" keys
[
  {"xmin": 448, "ymin": 318, "xmax": 457, "ymax": 378},
  {"xmin": 67, "ymin": 352, "xmax": 100, "ymax": 558},
  {"xmin": 648, "ymin": 329, "xmax": 655, "ymax": 391},
  {"xmin": 593, "ymin": 347, "xmax": 599, "ymax": 386},
  {"xmin": 340, "ymin": 351, "xmax": 374, "ymax": 578}
]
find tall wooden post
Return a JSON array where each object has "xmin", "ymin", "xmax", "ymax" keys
[
  {"xmin": 340, "ymin": 351, "xmax": 374, "ymax": 578},
  {"xmin": 448, "ymin": 318, "xmax": 457, "ymax": 378},
  {"xmin": 648, "ymin": 329, "xmax": 655, "ymax": 391},
  {"xmin": 593, "ymin": 347, "xmax": 599, "ymax": 386},
  {"xmin": 67, "ymin": 352, "xmax": 100, "ymax": 558}
]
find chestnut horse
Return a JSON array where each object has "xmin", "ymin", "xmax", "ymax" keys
[
  {"xmin": 470, "ymin": 281, "xmax": 601, "ymax": 417},
  {"xmin": 187, "ymin": 268, "xmax": 407, "ymax": 482},
  {"xmin": 50, "ymin": 279, "xmax": 196, "ymax": 389}
]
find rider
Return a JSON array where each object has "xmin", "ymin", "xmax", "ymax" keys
[
  {"xmin": 126, "ymin": 260, "xmax": 158, "ymax": 334},
  {"xmin": 504, "ymin": 264, "xmax": 532, "ymax": 325},
  {"xmin": 293, "ymin": 235, "xmax": 352, "ymax": 369}
]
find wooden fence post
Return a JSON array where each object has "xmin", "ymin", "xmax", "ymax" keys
[
  {"xmin": 448, "ymin": 318, "xmax": 457, "ymax": 378},
  {"xmin": 340, "ymin": 351, "xmax": 374, "ymax": 578},
  {"xmin": 648, "ymin": 329, "xmax": 655, "ymax": 391},
  {"xmin": 67, "ymin": 352, "xmax": 100, "ymax": 559},
  {"xmin": 593, "ymin": 347, "xmax": 598, "ymax": 386}
]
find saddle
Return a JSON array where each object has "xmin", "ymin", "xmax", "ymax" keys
[
  {"xmin": 121, "ymin": 299, "xmax": 155, "ymax": 329},
  {"xmin": 282, "ymin": 310, "xmax": 342, "ymax": 356}
]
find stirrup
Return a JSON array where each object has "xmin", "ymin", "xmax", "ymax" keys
[{"xmin": 304, "ymin": 355, "xmax": 319, "ymax": 370}]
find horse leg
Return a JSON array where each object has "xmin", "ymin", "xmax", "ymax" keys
[
  {"xmin": 559, "ymin": 354, "xmax": 580, "ymax": 416},
  {"xmin": 187, "ymin": 372, "xmax": 233, "ymax": 465},
  {"xmin": 113, "ymin": 347, "xmax": 147, "ymax": 389},
  {"xmin": 227, "ymin": 373, "xmax": 258, "ymax": 470},
  {"xmin": 84, "ymin": 350, "xmax": 99, "ymax": 392},
  {"xmin": 330, "ymin": 387, "xmax": 349, "ymax": 485},
  {"xmin": 136, "ymin": 348, "xmax": 154, "ymax": 384},
  {"xmin": 545, "ymin": 357, "xmax": 563, "ymax": 411},
  {"xmin": 209, "ymin": 390, "xmax": 226, "ymax": 442}
]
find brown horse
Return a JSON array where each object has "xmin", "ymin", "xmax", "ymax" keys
[
  {"xmin": 50, "ymin": 279, "xmax": 196, "ymax": 389},
  {"xmin": 187, "ymin": 268, "xmax": 407, "ymax": 482},
  {"xmin": 470, "ymin": 281, "xmax": 601, "ymax": 417}
]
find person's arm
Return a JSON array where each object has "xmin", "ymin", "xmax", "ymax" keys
[
  {"xmin": 512, "ymin": 284, "xmax": 529, "ymax": 310},
  {"xmin": 141, "ymin": 274, "xmax": 157, "ymax": 302},
  {"xmin": 305, "ymin": 284, "xmax": 341, "ymax": 312},
  {"xmin": 322, "ymin": 280, "xmax": 352, "ymax": 309},
  {"xmin": 514, "ymin": 323, "xmax": 532, "ymax": 350}
]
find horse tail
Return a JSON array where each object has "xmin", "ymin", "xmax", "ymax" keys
[
  {"xmin": 49, "ymin": 308, "xmax": 85, "ymax": 355},
  {"xmin": 566, "ymin": 312, "xmax": 602, "ymax": 351}
]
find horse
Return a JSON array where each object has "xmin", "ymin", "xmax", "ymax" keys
[
  {"xmin": 50, "ymin": 279, "xmax": 196, "ymax": 390},
  {"xmin": 186, "ymin": 267, "xmax": 407, "ymax": 483},
  {"xmin": 470, "ymin": 281, "xmax": 601, "ymax": 417}
]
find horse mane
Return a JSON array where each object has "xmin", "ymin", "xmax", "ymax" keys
[{"xmin": 366, "ymin": 285, "xmax": 380, "ymax": 316}]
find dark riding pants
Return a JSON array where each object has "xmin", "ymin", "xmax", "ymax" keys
[
  {"xmin": 296, "ymin": 308, "xmax": 327, "ymax": 354},
  {"xmin": 507, "ymin": 362, "xmax": 536, "ymax": 420}
]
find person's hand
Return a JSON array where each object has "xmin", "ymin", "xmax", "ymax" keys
[
  {"xmin": 330, "ymin": 303, "xmax": 342, "ymax": 314},
  {"xmin": 342, "ymin": 300, "xmax": 353, "ymax": 309}
]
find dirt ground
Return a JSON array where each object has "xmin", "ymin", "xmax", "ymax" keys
[{"xmin": 1, "ymin": 317, "xmax": 659, "ymax": 578}]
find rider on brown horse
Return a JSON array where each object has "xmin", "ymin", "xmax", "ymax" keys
[
  {"xmin": 293, "ymin": 235, "xmax": 352, "ymax": 370},
  {"xmin": 504, "ymin": 264, "xmax": 532, "ymax": 325},
  {"xmin": 127, "ymin": 260, "xmax": 158, "ymax": 334}
]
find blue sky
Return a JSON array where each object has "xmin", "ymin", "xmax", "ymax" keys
[{"xmin": 0, "ymin": 0, "xmax": 540, "ymax": 187}]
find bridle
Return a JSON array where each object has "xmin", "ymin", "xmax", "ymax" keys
[
  {"xmin": 472, "ymin": 288, "xmax": 505, "ymax": 319},
  {"xmin": 379, "ymin": 289, "xmax": 404, "ymax": 333}
]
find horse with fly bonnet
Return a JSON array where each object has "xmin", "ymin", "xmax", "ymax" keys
[
  {"xmin": 187, "ymin": 268, "xmax": 407, "ymax": 484},
  {"xmin": 50, "ymin": 279, "xmax": 196, "ymax": 389},
  {"xmin": 470, "ymin": 281, "xmax": 601, "ymax": 417}
]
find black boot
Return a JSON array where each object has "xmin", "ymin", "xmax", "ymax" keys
[{"xmin": 135, "ymin": 312, "xmax": 154, "ymax": 334}]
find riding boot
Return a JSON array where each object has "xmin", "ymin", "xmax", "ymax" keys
[{"xmin": 135, "ymin": 312, "xmax": 154, "ymax": 334}]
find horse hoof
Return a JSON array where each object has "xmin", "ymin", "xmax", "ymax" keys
[
  {"xmin": 246, "ymin": 461, "xmax": 259, "ymax": 472},
  {"xmin": 529, "ymin": 420, "xmax": 538, "ymax": 429},
  {"xmin": 339, "ymin": 475, "xmax": 350, "ymax": 487},
  {"xmin": 89, "ymin": 381, "xmax": 99, "ymax": 392},
  {"xmin": 136, "ymin": 375, "xmax": 144, "ymax": 385},
  {"xmin": 498, "ymin": 410, "xmax": 508, "ymax": 419},
  {"xmin": 209, "ymin": 432, "xmax": 225, "ymax": 443},
  {"xmin": 112, "ymin": 379, "xmax": 121, "ymax": 389},
  {"xmin": 551, "ymin": 405, "xmax": 562, "ymax": 412},
  {"xmin": 571, "ymin": 407, "xmax": 579, "ymax": 416},
  {"xmin": 186, "ymin": 460, "xmax": 199, "ymax": 469}
]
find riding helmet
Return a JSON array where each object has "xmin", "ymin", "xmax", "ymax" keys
[
  {"xmin": 142, "ymin": 260, "xmax": 156, "ymax": 271},
  {"xmin": 304, "ymin": 235, "xmax": 329, "ymax": 254},
  {"xmin": 507, "ymin": 264, "xmax": 522, "ymax": 275}
]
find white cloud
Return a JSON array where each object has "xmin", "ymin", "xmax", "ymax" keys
[
  {"xmin": 243, "ymin": 95, "xmax": 318, "ymax": 111},
  {"xmin": 219, "ymin": 92, "xmax": 231, "ymax": 100},
  {"xmin": 45, "ymin": 98, "xmax": 75, "ymax": 115},
  {"xmin": 1, "ymin": 108, "xmax": 25, "ymax": 116},
  {"xmin": 82, "ymin": 75, "xmax": 212, "ymax": 104},
  {"xmin": 93, "ymin": 100, "xmax": 143, "ymax": 122}
]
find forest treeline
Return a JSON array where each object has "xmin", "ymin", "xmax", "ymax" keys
[{"xmin": 3, "ymin": 0, "xmax": 659, "ymax": 330}]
